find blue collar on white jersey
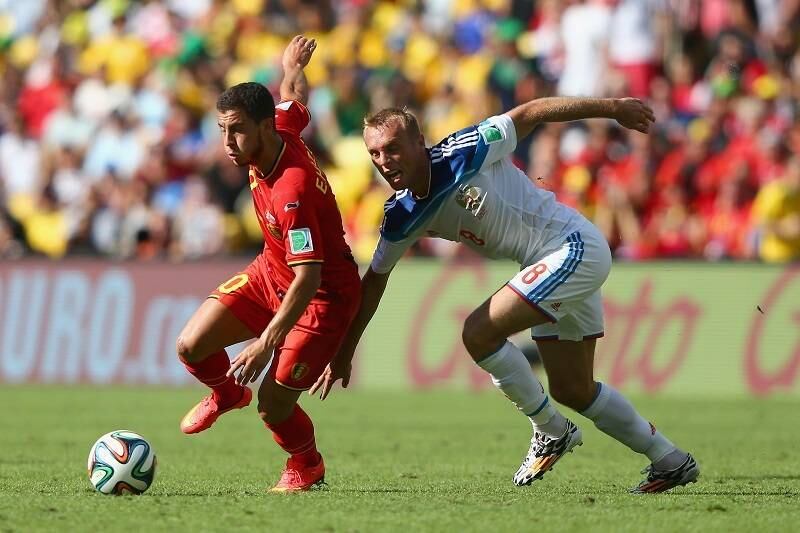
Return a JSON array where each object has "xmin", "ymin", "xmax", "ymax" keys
[{"xmin": 380, "ymin": 124, "xmax": 490, "ymax": 242}]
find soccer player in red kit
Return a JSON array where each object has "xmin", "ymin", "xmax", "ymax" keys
[{"xmin": 175, "ymin": 36, "xmax": 360, "ymax": 491}]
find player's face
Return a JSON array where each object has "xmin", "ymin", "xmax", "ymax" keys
[
  {"xmin": 364, "ymin": 122, "xmax": 427, "ymax": 191},
  {"xmin": 217, "ymin": 109, "xmax": 270, "ymax": 167}
]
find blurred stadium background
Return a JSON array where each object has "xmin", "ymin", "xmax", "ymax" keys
[
  {"xmin": 0, "ymin": 0, "xmax": 797, "ymax": 392},
  {"xmin": 1, "ymin": 0, "xmax": 800, "ymax": 264},
  {"xmin": 1, "ymin": 1, "xmax": 799, "ymax": 530}
]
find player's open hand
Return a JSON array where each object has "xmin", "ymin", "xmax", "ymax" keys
[
  {"xmin": 227, "ymin": 340, "xmax": 273, "ymax": 385},
  {"xmin": 283, "ymin": 35, "xmax": 317, "ymax": 71},
  {"xmin": 614, "ymin": 98, "xmax": 655, "ymax": 134},
  {"xmin": 309, "ymin": 359, "xmax": 352, "ymax": 400}
]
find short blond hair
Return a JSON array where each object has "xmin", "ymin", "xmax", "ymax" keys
[{"xmin": 363, "ymin": 107, "xmax": 421, "ymax": 138}]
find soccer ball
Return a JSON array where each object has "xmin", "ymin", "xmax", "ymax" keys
[{"xmin": 87, "ymin": 430, "xmax": 157, "ymax": 495}]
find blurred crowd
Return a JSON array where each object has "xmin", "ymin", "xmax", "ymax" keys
[{"xmin": 0, "ymin": 0, "xmax": 799, "ymax": 263}]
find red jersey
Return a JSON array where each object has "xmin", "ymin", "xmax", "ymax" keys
[{"xmin": 248, "ymin": 100, "xmax": 358, "ymax": 301}]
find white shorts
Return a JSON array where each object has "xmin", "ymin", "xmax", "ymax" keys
[{"xmin": 506, "ymin": 227, "xmax": 612, "ymax": 342}]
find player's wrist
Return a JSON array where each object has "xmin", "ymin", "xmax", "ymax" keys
[
  {"xmin": 333, "ymin": 345, "xmax": 357, "ymax": 365},
  {"xmin": 282, "ymin": 64, "xmax": 304, "ymax": 76},
  {"xmin": 263, "ymin": 321, "xmax": 290, "ymax": 345},
  {"xmin": 608, "ymin": 98, "xmax": 622, "ymax": 120}
]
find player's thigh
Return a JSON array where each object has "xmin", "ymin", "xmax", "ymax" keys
[
  {"xmin": 176, "ymin": 298, "xmax": 256, "ymax": 362},
  {"xmin": 256, "ymin": 327, "xmax": 347, "ymax": 425},
  {"xmin": 271, "ymin": 299, "xmax": 358, "ymax": 391},
  {"xmin": 463, "ymin": 238, "xmax": 595, "ymax": 355},
  {"xmin": 465, "ymin": 285, "xmax": 555, "ymax": 347},
  {"xmin": 537, "ymin": 338, "xmax": 597, "ymax": 410},
  {"xmin": 271, "ymin": 330, "xmax": 347, "ymax": 391},
  {"xmin": 178, "ymin": 267, "xmax": 273, "ymax": 361},
  {"xmin": 509, "ymin": 230, "xmax": 610, "ymax": 325}
]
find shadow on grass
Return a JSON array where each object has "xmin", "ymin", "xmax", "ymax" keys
[
  {"xmin": 294, "ymin": 487, "xmax": 800, "ymax": 498},
  {"xmin": 673, "ymin": 490, "xmax": 799, "ymax": 496},
  {"xmin": 716, "ymin": 474, "xmax": 800, "ymax": 481},
  {"xmin": 140, "ymin": 474, "xmax": 800, "ymax": 498},
  {"xmin": 335, "ymin": 488, "xmax": 417, "ymax": 494}
]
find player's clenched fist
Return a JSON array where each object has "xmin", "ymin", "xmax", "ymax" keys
[
  {"xmin": 613, "ymin": 97, "xmax": 655, "ymax": 134},
  {"xmin": 283, "ymin": 35, "xmax": 317, "ymax": 71}
]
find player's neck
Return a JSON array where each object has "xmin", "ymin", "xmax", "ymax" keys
[
  {"xmin": 253, "ymin": 132, "xmax": 285, "ymax": 178},
  {"xmin": 410, "ymin": 158, "xmax": 431, "ymax": 200}
]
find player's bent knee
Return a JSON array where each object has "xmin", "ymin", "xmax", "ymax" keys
[
  {"xmin": 549, "ymin": 381, "xmax": 596, "ymax": 411},
  {"xmin": 461, "ymin": 318, "xmax": 484, "ymax": 356},
  {"xmin": 175, "ymin": 332, "xmax": 209, "ymax": 363},
  {"xmin": 461, "ymin": 316, "xmax": 504, "ymax": 360},
  {"xmin": 175, "ymin": 335, "xmax": 197, "ymax": 363}
]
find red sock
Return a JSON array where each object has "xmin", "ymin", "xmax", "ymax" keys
[
  {"xmin": 181, "ymin": 350, "xmax": 242, "ymax": 405},
  {"xmin": 265, "ymin": 404, "xmax": 320, "ymax": 467}
]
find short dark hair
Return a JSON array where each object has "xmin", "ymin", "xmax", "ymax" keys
[
  {"xmin": 363, "ymin": 107, "xmax": 421, "ymax": 138},
  {"xmin": 216, "ymin": 82, "xmax": 275, "ymax": 123}
]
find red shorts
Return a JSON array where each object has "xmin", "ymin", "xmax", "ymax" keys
[{"xmin": 209, "ymin": 259, "xmax": 360, "ymax": 390}]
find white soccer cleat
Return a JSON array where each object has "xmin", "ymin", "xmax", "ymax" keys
[{"xmin": 513, "ymin": 420, "xmax": 583, "ymax": 486}]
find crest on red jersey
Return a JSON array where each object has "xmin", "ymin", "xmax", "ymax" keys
[
  {"xmin": 264, "ymin": 211, "xmax": 281, "ymax": 239},
  {"xmin": 291, "ymin": 363, "xmax": 309, "ymax": 381}
]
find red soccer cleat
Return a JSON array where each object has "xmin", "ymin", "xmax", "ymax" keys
[
  {"xmin": 180, "ymin": 386, "xmax": 252, "ymax": 434},
  {"xmin": 269, "ymin": 456, "xmax": 326, "ymax": 492}
]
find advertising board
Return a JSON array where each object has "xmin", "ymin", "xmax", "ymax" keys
[{"xmin": 1, "ymin": 260, "xmax": 797, "ymax": 396}]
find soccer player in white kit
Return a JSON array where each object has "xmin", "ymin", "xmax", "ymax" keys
[{"xmin": 310, "ymin": 96, "xmax": 699, "ymax": 493}]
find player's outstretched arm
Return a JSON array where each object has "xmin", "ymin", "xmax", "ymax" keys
[
  {"xmin": 310, "ymin": 266, "xmax": 391, "ymax": 400},
  {"xmin": 506, "ymin": 96, "xmax": 655, "ymax": 141},
  {"xmin": 280, "ymin": 35, "xmax": 316, "ymax": 105}
]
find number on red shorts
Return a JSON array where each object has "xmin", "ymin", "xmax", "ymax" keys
[
  {"xmin": 217, "ymin": 274, "xmax": 249, "ymax": 294},
  {"xmin": 521, "ymin": 263, "xmax": 548, "ymax": 284}
]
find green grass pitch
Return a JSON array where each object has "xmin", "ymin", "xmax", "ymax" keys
[{"xmin": 1, "ymin": 386, "xmax": 798, "ymax": 532}]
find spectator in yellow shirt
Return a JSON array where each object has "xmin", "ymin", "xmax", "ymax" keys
[
  {"xmin": 80, "ymin": 16, "xmax": 150, "ymax": 86},
  {"xmin": 752, "ymin": 156, "xmax": 800, "ymax": 262}
]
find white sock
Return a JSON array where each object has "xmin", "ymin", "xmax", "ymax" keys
[
  {"xmin": 580, "ymin": 382, "xmax": 684, "ymax": 466},
  {"xmin": 477, "ymin": 341, "xmax": 568, "ymax": 438}
]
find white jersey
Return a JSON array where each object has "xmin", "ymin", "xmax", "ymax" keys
[{"xmin": 371, "ymin": 114, "xmax": 592, "ymax": 274}]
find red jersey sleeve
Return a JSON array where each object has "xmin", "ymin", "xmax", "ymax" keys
[
  {"xmin": 275, "ymin": 100, "xmax": 311, "ymax": 136},
  {"xmin": 273, "ymin": 169, "xmax": 325, "ymax": 266}
]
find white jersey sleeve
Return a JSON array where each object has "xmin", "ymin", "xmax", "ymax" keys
[
  {"xmin": 430, "ymin": 114, "xmax": 518, "ymax": 175},
  {"xmin": 474, "ymin": 113, "xmax": 518, "ymax": 169},
  {"xmin": 370, "ymin": 235, "xmax": 415, "ymax": 274}
]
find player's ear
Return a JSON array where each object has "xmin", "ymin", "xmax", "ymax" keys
[{"xmin": 260, "ymin": 117, "xmax": 275, "ymax": 135}]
